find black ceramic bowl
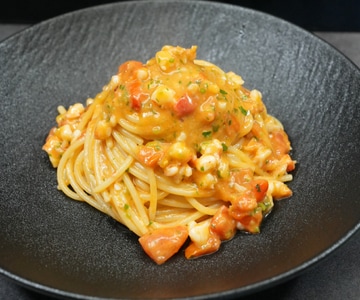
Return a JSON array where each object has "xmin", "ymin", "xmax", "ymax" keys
[{"xmin": 1, "ymin": 1, "xmax": 359, "ymax": 299}]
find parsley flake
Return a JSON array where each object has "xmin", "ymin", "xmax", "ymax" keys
[
  {"xmin": 239, "ymin": 106, "xmax": 248, "ymax": 116},
  {"xmin": 202, "ymin": 131, "xmax": 212, "ymax": 138}
]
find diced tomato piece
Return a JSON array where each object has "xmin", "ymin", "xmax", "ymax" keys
[
  {"xmin": 270, "ymin": 129, "xmax": 291, "ymax": 157},
  {"xmin": 251, "ymin": 179, "xmax": 268, "ymax": 202},
  {"xmin": 118, "ymin": 61, "xmax": 149, "ymax": 110},
  {"xmin": 215, "ymin": 169, "xmax": 254, "ymax": 205},
  {"xmin": 185, "ymin": 232, "xmax": 221, "ymax": 259},
  {"xmin": 173, "ymin": 94, "xmax": 196, "ymax": 117},
  {"xmin": 138, "ymin": 226, "xmax": 188, "ymax": 265},
  {"xmin": 237, "ymin": 209, "xmax": 263, "ymax": 233},
  {"xmin": 250, "ymin": 121, "xmax": 262, "ymax": 137},
  {"xmin": 229, "ymin": 193, "xmax": 257, "ymax": 219},
  {"xmin": 283, "ymin": 154, "xmax": 296, "ymax": 172},
  {"xmin": 130, "ymin": 92, "xmax": 149, "ymax": 110},
  {"xmin": 118, "ymin": 60, "xmax": 143, "ymax": 75},
  {"xmin": 137, "ymin": 146, "xmax": 164, "ymax": 167},
  {"xmin": 210, "ymin": 206, "xmax": 236, "ymax": 241},
  {"xmin": 126, "ymin": 80, "xmax": 149, "ymax": 111}
]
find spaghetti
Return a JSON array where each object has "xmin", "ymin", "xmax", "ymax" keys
[{"xmin": 43, "ymin": 45, "xmax": 296, "ymax": 264}]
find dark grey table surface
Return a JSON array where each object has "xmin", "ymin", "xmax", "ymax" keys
[{"xmin": 0, "ymin": 24, "xmax": 359, "ymax": 300}]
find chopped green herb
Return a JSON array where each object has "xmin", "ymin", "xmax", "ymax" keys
[
  {"xmin": 258, "ymin": 203, "xmax": 266, "ymax": 211},
  {"xmin": 239, "ymin": 106, "xmax": 248, "ymax": 116},
  {"xmin": 220, "ymin": 89, "xmax": 227, "ymax": 95},
  {"xmin": 212, "ymin": 124, "xmax": 220, "ymax": 132},
  {"xmin": 221, "ymin": 143, "xmax": 228, "ymax": 151},
  {"xmin": 258, "ymin": 199, "xmax": 271, "ymax": 212},
  {"xmin": 202, "ymin": 131, "xmax": 212, "ymax": 138}
]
